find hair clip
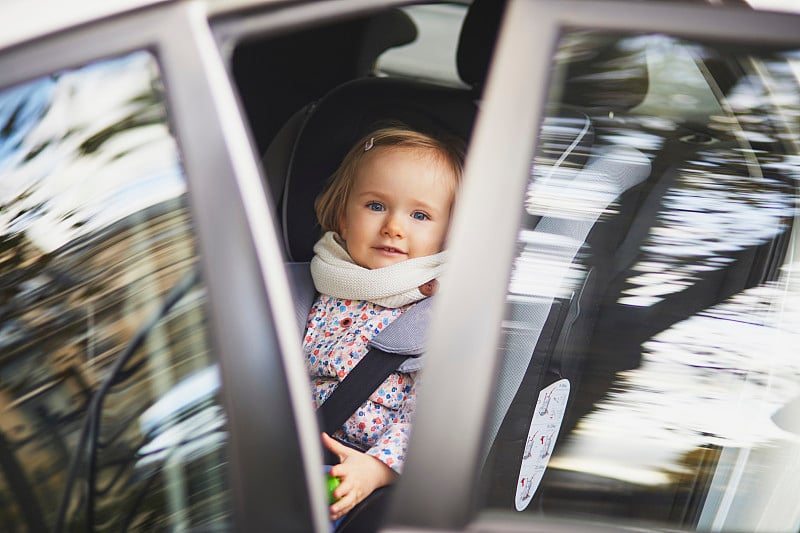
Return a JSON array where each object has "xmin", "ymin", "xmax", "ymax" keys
[{"xmin": 364, "ymin": 137, "xmax": 374, "ymax": 151}]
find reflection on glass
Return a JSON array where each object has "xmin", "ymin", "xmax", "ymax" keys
[
  {"xmin": 480, "ymin": 31, "xmax": 800, "ymax": 532},
  {"xmin": 0, "ymin": 52, "xmax": 229, "ymax": 530}
]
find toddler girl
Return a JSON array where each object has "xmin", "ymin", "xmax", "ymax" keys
[{"xmin": 303, "ymin": 125, "xmax": 464, "ymax": 526}]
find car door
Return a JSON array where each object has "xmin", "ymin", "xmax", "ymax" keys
[
  {"xmin": 0, "ymin": 3, "xmax": 324, "ymax": 532},
  {"xmin": 385, "ymin": 1, "xmax": 800, "ymax": 532}
]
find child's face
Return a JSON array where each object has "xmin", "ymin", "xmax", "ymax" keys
[{"xmin": 339, "ymin": 146, "xmax": 456, "ymax": 270}]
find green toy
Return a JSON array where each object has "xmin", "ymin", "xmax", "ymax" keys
[{"xmin": 326, "ymin": 473, "xmax": 341, "ymax": 504}]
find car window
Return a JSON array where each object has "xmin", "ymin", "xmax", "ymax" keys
[
  {"xmin": 0, "ymin": 50, "xmax": 230, "ymax": 531},
  {"xmin": 478, "ymin": 29, "xmax": 800, "ymax": 531},
  {"xmin": 374, "ymin": 3, "xmax": 469, "ymax": 88}
]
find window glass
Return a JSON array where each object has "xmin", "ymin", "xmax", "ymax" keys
[
  {"xmin": 0, "ymin": 51, "xmax": 230, "ymax": 530},
  {"xmin": 480, "ymin": 31, "xmax": 800, "ymax": 531},
  {"xmin": 374, "ymin": 3, "xmax": 469, "ymax": 88}
]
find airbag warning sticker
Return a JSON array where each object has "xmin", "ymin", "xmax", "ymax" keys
[{"xmin": 515, "ymin": 378, "xmax": 570, "ymax": 511}]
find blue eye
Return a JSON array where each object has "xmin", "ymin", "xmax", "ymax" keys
[
  {"xmin": 367, "ymin": 201, "xmax": 384, "ymax": 211},
  {"xmin": 411, "ymin": 211, "xmax": 429, "ymax": 221}
]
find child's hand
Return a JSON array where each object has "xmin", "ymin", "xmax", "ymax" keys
[
  {"xmin": 322, "ymin": 432, "xmax": 398, "ymax": 521},
  {"xmin": 418, "ymin": 279, "xmax": 438, "ymax": 297}
]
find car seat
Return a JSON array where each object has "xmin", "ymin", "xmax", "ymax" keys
[
  {"xmin": 477, "ymin": 32, "xmax": 655, "ymax": 512},
  {"xmin": 275, "ymin": 79, "xmax": 476, "ymax": 263}
]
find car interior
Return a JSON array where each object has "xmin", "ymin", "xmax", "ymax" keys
[
  {"xmin": 232, "ymin": 3, "xmax": 498, "ymax": 529},
  {"xmin": 229, "ymin": 0, "xmax": 797, "ymax": 529},
  {"xmin": 1, "ymin": 0, "xmax": 798, "ymax": 531},
  {"xmin": 238, "ymin": 1, "xmax": 501, "ymax": 264}
]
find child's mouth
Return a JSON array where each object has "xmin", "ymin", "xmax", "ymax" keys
[{"xmin": 375, "ymin": 246, "xmax": 405, "ymax": 255}]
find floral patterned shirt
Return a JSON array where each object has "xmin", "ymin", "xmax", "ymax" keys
[{"xmin": 304, "ymin": 294, "xmax": 417, "ymax": 474}]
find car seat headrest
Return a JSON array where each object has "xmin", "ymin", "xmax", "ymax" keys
[
  {"xmin": 282, "ymin": 79, "xmax": 476, "ymax": 262},
  {"xmin": 456, "ymin": 0, "xmax": 508, "ymax": 92},
  {"xmin": 357, "ymin": 8, "xmax": 418, "ymax": 75},
  {"xmin": 456, "ymin": 1, "xmax": 648, "ymax": 111}
]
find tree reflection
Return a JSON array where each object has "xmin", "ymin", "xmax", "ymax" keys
[
  {"xmin": 490, "ymin": 32, "xmax": 800, "ymax": 529},
  {"xmin": 0, "ymin": 51, "xmax": 227, "ymax": 530}
]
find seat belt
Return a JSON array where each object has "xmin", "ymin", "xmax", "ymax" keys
[
  {"xmin": 286, "ymin": 261, "xmax": 429, "ymax": 438},
  {"xmin": 318, "ymin": 347, "xmax": 407, "ymax": 436}
]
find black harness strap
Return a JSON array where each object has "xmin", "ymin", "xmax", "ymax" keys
[{"xmin": 319, "ymin": 347, "xmax": 407, "ymax": 436}]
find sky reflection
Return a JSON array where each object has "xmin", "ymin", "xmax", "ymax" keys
[{"xmin": 0, "ymin": 51, "xmax": 185, "ymax": 254}]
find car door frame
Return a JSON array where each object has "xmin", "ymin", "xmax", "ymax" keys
[
  {"xmin": 0, "ymin": 3, "xmax": 326, "ymax": 532},
  {"xmin": 385, "ymin": 1, "xmax": 800, "ymax": 531}
]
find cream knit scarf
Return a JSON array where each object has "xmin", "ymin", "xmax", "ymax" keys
[{"xmin": 310, "ymin": 231, "xmax": 446, "ymax": 308}]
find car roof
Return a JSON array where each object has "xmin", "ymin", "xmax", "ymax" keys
[{"xmin": 0, "ymin": 0, "xmax": 290, "ymax": 52}]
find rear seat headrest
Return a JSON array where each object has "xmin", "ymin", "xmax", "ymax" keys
[
  {"xmin": 357, "ymin": 8, "xmax": 418, "ymax": 75},
  {"xmin": 456, "ymin": 0, "xmax": 648, "ymax": 111},
  {"xmin": 456, "ymin": 0, "xmax": 508, "ymax": 92}
]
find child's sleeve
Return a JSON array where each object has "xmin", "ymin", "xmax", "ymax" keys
[{"xmin": 366, "ymin": 372, "xmax": 419, "ymax": 474}]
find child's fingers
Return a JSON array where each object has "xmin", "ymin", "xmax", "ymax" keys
[
  {"xmin": 329, "ymin": 463, "xmax": 344, "ymax": 479},
  {"xmin": 321, "ymin": 432, "xmax": 350, "ymax": 462},
  {"xmin": 330, "ymin": 488, "xmax": 356, "ymax": 518},
  {"xmin": 331, "ymin": 476, "xmax": 355, "ymax": 501}
]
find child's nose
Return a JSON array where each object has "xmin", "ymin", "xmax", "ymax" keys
[{"xmin": 382, "ymin": 213, "xmax": 405, "ymax": 237}]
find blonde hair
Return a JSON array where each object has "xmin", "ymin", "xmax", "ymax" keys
[{"xmin": 315, "ymin": 126, "xmax": 465, "ymax": 235}]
